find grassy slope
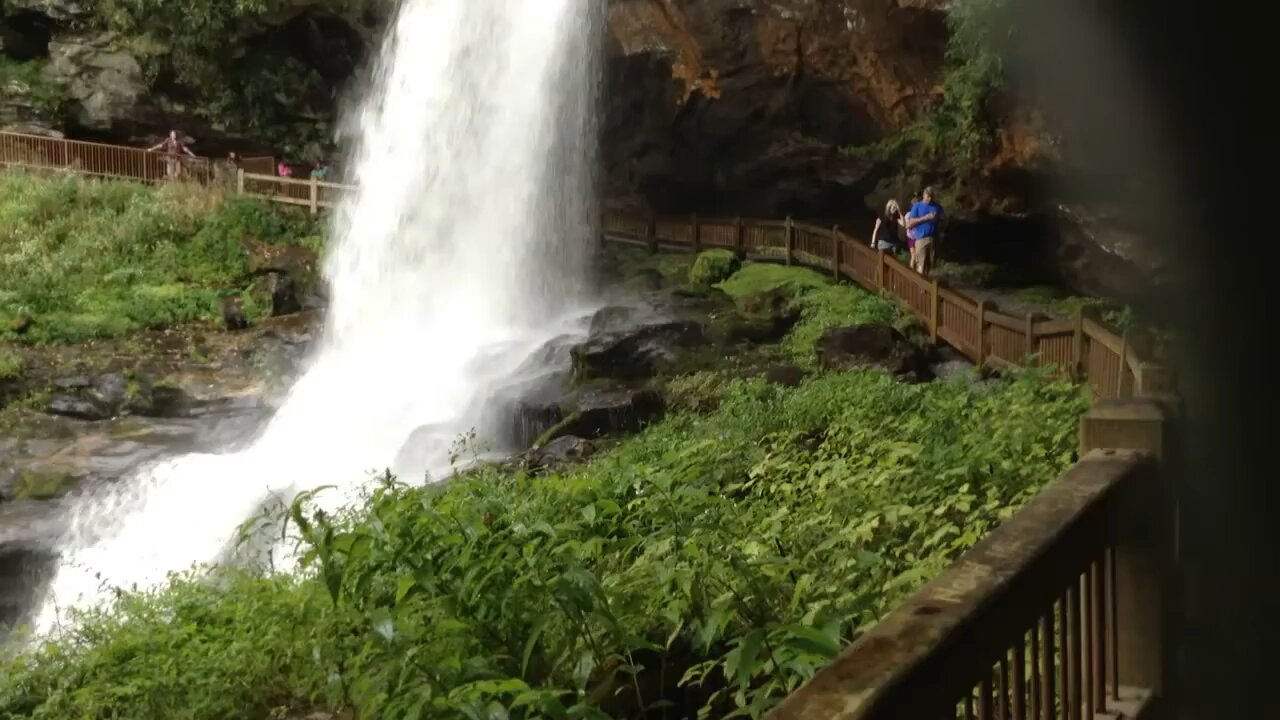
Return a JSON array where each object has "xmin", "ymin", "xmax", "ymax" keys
[
  {"xmin": 0, "ymin": 173, "xmax": 321, "ymax": 345},
  {"xmin": 0, "ymin": 257, "xmax": 1088, "ymax": 719}
]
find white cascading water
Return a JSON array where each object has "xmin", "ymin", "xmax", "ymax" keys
[{"xmin": 32, "ymin": 0, "xmax": 599, "ymax": 632}]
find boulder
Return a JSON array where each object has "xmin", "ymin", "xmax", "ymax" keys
[
  {"xmin": 222, "ymin": 296, "xmax": 248, "ymax": 331},
  {"xmin": 571, "ymin": 321, "xmax": 707, "ymax": 381},
  {"xmin": 6, "ymin": 0, "xmax": 92, "ymax": 21},
  {"xmin": 86, "ymin": 373, "xmax": 127, "ymax": 409},
  {"xmin": 815, "ymin": 324, "xmax": 931, "ymax": 380},
  {"xmin": 588, "ymin": 304, "xmax": 643, "ymax": 335},
  {"xmin": 43, "ymin": 32, "xmax": 146, "ymax": 133},
  {"xmin": 244, "ymin": 239, "xmax": 319, "ymax": 295},
  {"xmin": 688, "ymin": 249, "xmax": 741, "ymax": 287},
  {"xmin": 45, "ymin": 395, "xmax": 107, "ymax": 421},
  {"xmin": 534, "ymin": 387, "xmax": 665, "ymax": 447},
  {"xmin": 726, "ymin": 288, "xmax": 802, "ymax": 343},
  {"xmin": 248, "ymin": 271, "xmax": 302, "ymax": 317},
  {"xmin": 755, "ymin": 365, "xmax": 807, "ymax": 387},
  {"xmin": 525, "ymin": 435, "xmax": 596, "ymax": 470}
]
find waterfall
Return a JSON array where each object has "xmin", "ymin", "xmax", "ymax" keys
[{"xmin": 30, "ymin": 0, "xmax": 600, "ymax": 632}]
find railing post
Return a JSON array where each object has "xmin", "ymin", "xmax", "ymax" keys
[
  {"xmin": 1071, "ymin": 308, "xmax": 1086, "ymax": 381},
  {"xmin": 785, "ymin": 216, "xmax": 794, "ymax": 266},
  {"xmin": 977, "ymin": 299, "xmax": 988, "ymax": 365},
  {"xmin": 1079, "ymin": 397, "xmax": 1178, "ymax": 706},
  {"xmin": 876, "ymin": 249, "xmax": 887, "ymax": 288},
  {"xmin": 1025, "ymin": 312, "xmax": 1038, "ymax": 364},
  {"xmin": 309, "ymin": 176, "xmax": 319, "ymax": 215},
  {"xmin": 929, "ymin": 278, "xmax": 940, "ymax": 342},
  {"xmin": 830, "ymin": 225, "xmax": 841, "ymax": 281},
  {"xmin": 646, "ymin": 212, "xmax": 657, "ymax": 254},
  {"xmin": 735, "ymin": 217, "xmax": 746, "ymax": 259},
  {"xmin": 1117, "ymin": 330, "xmax": 1130, "ymax": 397},
  {"xmin": 236, "ymin": 168, "xmax": 245, "ymax": 195},
  {"xmin": 691, "ymin": 213, "xmax": 701, "ymax": 253}
]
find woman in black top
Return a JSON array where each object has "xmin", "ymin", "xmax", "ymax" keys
[{"xmin": 871, "ymin": 199, "xmax": 906, "ymax": 253}]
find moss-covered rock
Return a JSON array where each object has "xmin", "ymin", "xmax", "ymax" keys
[
  {"xmin": 688, "ymin": 249, "xmax": 741, "ymax": 287},
  {"xmin": 11, "ymin": 468, "xmax": 75, "ymax": 500}
]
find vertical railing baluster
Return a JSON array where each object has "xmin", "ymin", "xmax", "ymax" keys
[
  {"xmin": 1068, "ymin": 583, "xmax": 1082, "ymax": 720},
  {"xmin": 1109, "ymin": 546, "xmax": 1120, "ymax": 701},
  {"xmin": 1083, "ymin": 571, "xmax": 1094, "ymax": 718},
  {"xmin": 1014, "ymin": 638, "xmax": 1027, "ymax": 719},
  {"xmin": 1093, "ymin": 558, "xmax": 1108, "ymax": 713},
  {"xmin": 1030, "ymin": 621, "xmax": 1042, "ymax": 719},
  {"xmin": 1058, "ymin": 596, "xmax": 1068, "ymax": 720},
  {"xmin": 979, "ymin": 676, "xmax": 994, "ymax": 720},
  {"xmin": 998, "ymin": 656, "xmax": 1010, "ymax": 719}
]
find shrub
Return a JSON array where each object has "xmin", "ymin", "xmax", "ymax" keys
[
  {"xmin": 0, "ymin": 346, "xmax": 22, "ymax": 380},
  {"xmin": 689, "ymin": 249, "xmax": 742, "ymax": 287}
]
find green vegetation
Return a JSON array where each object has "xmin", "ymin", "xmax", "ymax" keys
[
  {"xmin": 88, "ymin": 0, "xmax": 374, "ymax": 158},
  {"xmin": 9, "ymin": 469, "xmax": 75, "ymax": 501},
  {"xmin": 0, "ymin": 173, "xmax": 320, "ymax": 344},
  {"xmin": 0, "ymin": 58, "xmax": 64, "ymax": 118},
  {"xmin": 689, "ymin": 249, "xmax": 741, "ymax": 287},
  {"xmin": 1011, "ymin": 287, "xmax": 1135, "ymax": 330},
  {"xmin": 845, "ymin": 0, "xmax": 1012, "ymax": 191},
  {"xmin": 0, "ymin": 363, "xmax": 1086, "ymax": 719},
  {"xmin": 0, "ymin": 345, "xmax": 22, "ymax": 380},
  {"xmin": 717, "ymin": 264, "xmax": 907, "ymax": 366}
]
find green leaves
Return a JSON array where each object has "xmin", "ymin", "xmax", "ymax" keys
[{"xmin": 0, "ymin": 352, "xmax": 1085, "ymax": 719}]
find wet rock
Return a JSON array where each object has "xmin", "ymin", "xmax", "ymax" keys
[
  {"xmin": 756, "ymin": 365, "xmax": 807, "ymax": 387},
  {"xmin": 244, "ymin": 240, "xmax": 319, "ymax": 297},
  {"xmin": 222, "ymin": 296, "xmax": 249, "ymax": 331},
  {"xmin": 588, "ymin": 305, "xmax": 642, "ymax": 335},
  {"xmin": 535, "ymin": 386, "xmax": 665, "ymax": 447},
  {"xmin": 52, "ymin": 376, "xmax": 90, "ymax": 391},
  {"xmin": 249, "ymin": 271, "xmax": 302, "ymax": 317},
  {"xmin": 815, "ymin": 324, "xmax": 932, "ymax": 380},
  {"xmin": 626, "ymin": 268, "xmax": 666, "ymax": 292},
  {"xmin": 45, "ymin": 394, "xmax": 108, "ymax": 421},
  {"xmin": 526, "ymin": 435, "xmax": 596, "ymax": 470},
  {"xmin": 86, "ymin": 373, "xmax": 127, "ymax": 409},
  {"xmin": 571, "ymin": 321, "xmax": 707, "ymax": 381},
  {"xmin": 141, "ymin": 385, "xmax": 195, "ymax": 418},
  {"xmin": 44, "ymin": 32, "xmax": 147, "ymax": 132},
  {"xmin": 726, "ymin": 289, "xmax": 802, "ymax": 343}
]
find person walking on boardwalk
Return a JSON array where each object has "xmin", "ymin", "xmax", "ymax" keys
[
  {"xmin": 905, "ymin": 187, "xmax": 943, "ymax": 277},
  {"xmin": 148, "ymin": 130, "xmax": 196, "ymax": 179},
  {"xmin": 871, "ymin": 199, "xmax": 908, "ymax": 255}
]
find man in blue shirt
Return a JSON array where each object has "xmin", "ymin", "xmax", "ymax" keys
[{"xmin": 905, "ymin": 186, "xmax": 943, "ymax": 277}]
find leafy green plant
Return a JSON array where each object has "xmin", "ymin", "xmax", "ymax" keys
[
  {"xmin": 0, "ymin": 364, "xmax": 1086, "ymax": 719},
  {"xmin": 0, "ymin": 58, "xmax": 65, "ymax": 118}
]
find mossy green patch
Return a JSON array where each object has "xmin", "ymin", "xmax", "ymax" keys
[{"xmin": 11, "ymin": 469, "xmax": 76, "ymax": 501}]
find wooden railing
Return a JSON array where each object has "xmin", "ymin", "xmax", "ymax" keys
[{"xmin": 601, "ymin": 209, "xmax": 1173, "ymax": 400}]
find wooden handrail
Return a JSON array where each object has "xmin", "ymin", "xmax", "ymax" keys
[{"xmin": 599, "ymin": 207, "xmax": 1171, "ymax": 399}]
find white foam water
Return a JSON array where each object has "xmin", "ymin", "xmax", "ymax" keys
[{"xmin": 31, "ymin": 0, "xmax": 600, "ymax": 632}]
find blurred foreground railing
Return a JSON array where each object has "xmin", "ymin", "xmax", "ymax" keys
[{"xmin": 765, "ymin": 398, "xmax": 1175, "ymax": 720}]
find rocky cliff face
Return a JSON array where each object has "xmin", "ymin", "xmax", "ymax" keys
[{"xmin": 0, "ymin": 0, "xmax": 1160, "ymax": 299}]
